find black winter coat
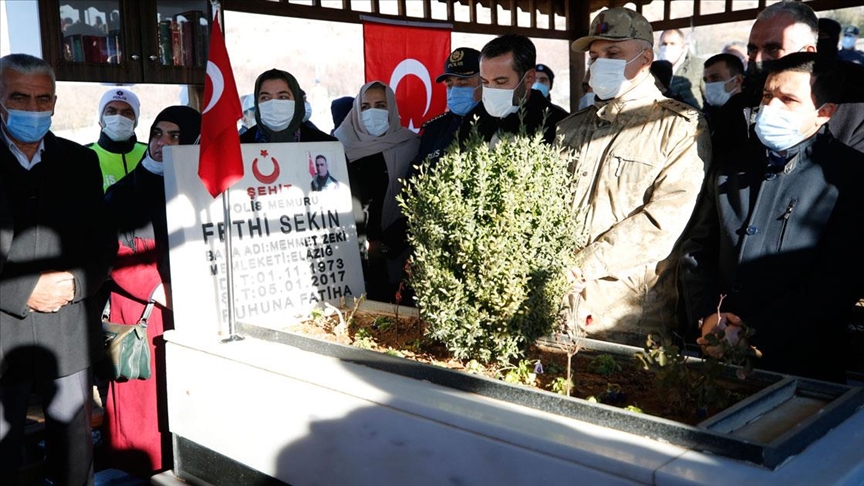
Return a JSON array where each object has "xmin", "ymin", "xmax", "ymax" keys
[
  {"xmin": 0, "ymin": 132, "xmax": 116, "ymax": 379},
  {"xmin": 678, "ymin": 128, "xmax": 864, "ymax": 381}
]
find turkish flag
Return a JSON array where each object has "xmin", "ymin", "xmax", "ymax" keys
[
  {"xmin": 198, "ymin": 9, "xmax": 244, "ymax": 198},
  {"xmin": 364, "ymin": 21, "xmax": 450, "ymax": 132}
]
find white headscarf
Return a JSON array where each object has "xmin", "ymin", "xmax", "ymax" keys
[{"xmin": 333, "ymin": 81, "xmax": 420, "ymax": 229}]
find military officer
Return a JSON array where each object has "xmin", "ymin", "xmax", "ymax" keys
[{"xmin": 556, "ymin": 7, "xmax": 711, "ymax": 345}]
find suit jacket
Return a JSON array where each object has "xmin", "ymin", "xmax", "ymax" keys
[
  {"xmin": 678, "ymin": 128, "xmax": 864, "ymax": 380},
  {"xmin": 668, "ymin": 52, "xmax": 704, "ymax": 110},
  {"xmin": 0, "ymin": 132, "xmax": 116, "ymax": 379}
]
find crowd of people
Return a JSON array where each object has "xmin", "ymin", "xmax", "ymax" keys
[{"xmin": 1, "ymin": 0, "xmax": 864, "ymax": 483}]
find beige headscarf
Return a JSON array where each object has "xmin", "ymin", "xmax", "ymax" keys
[{"xmin": 334, "ymin": 81, "xmax": 420, "ymax": 230}]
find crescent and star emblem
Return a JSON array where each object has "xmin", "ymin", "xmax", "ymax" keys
[
  {"xmin": 203, "ymin": 60, "xmax": 224, "ymax": 114},
  {"xmin": 389, "ymin": 58, "xmax": 432, "ymax": 132},
  {"xmin": 252, "ymin": 149, "xmax": 281, "ymax": 184}
]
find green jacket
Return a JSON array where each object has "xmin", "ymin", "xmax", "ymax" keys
[{"xmin": 88, "ymin": 132, "xmax": 148, "ymax": 192}]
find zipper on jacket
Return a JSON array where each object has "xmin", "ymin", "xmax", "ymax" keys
[{"xmin": 777, "ymin": 198, "xmax": 797, "ymax": 252}]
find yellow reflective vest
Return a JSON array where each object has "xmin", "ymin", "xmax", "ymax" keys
[{"xmin": 88, "ymin": 140, "xmax": 147, "ymax": 192}]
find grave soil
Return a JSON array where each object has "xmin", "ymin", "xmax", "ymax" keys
[{"xmin": 283, "ymin": 307, "xmax": 767, "ymax": 425}]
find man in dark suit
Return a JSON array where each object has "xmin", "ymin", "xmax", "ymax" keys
[
  {"xmin": 0, "ymin": 53, "xmax": 116, "ymax": 485},
  {"xmin": 459, "ymin": 34, "xmax": 568, "ymax": 147},
  {"xmin": 679, "ymin": 53, "xmax": 864, "ymax": 382}
]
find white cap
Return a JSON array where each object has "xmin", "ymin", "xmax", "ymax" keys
[
  {"xmin": 241, "ymin": 94, "xmax": 255, "ymax": 112},
  {"xmin": 98, "ymin": 88, "xmax": 140, "ymax": 125}
]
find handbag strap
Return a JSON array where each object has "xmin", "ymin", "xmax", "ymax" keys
[
  {"xmin": 138, "ymin": 301, "xmax": 156, "ymax": 327},
  {"xmin": 102, "ymin": 299, "xmax": 155, "ymax": 328}
]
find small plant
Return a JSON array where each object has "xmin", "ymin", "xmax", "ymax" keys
[
  {"xmin": 549, "ymin": 377, "xmax": 573, "ymax": 395},
  {"xmin": 636, "ymin": 332, "xmax": 735, "ymax": 414},
  {"xmin": 545, "ymin": 302, "xmax": 589, "ymax": 396},
  {"xmin": 399, "ymin": 124, "xmax": 581, "ymax": 365},
  {"xmin": 591, "ymin": 354, "xmax": 622, "ymax": 377},
  {"xmin": 464, "ymin": 359, "xmax": 487, "ymax": 375},
  {"xmin": 698, "ymin": 294, "xmax": 763, "ymax": 380},
  {"xmin": 636, "ymin": 333, "xmax": 699, "ymax": 414},
  {"xmin": 497, "ymin": 359, "xmax": 539, "ymax": 387},
  {"xmin": 352, "ymin": 327, "xmax": 376, "ymax": 349},
  {"xmin": 372, "ymin": 316, "xmax": 394, "ymax": 332}
]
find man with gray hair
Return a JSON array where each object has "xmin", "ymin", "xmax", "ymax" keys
[
  {"xmin": 556, "ymin": 8, "xmax": 711, "ymax": 345},
  {"xmin": 745, "ymin": 0, "xmax": 864, "ymax": 152},
  {"xmin": 0, "ymin": 53, "xmax": 115, "ymax": 485}
]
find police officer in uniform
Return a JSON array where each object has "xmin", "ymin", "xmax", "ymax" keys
[
  {"xmin": 88, "ymin": 88, "xmax": 147, "ymax": 192},
  {"xmin": 408, "ymin": 47, "xmax": 481, "ymax": 178}
]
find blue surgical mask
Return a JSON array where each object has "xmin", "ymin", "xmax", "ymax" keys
[
  {"xmin": 446, "ymin": 86, "xmax": 478, "ymax": 116},
  {"xmin": 1, "ymin": 103, "xmax": 53, "ymax": 143},
  {"xmin": 755, "ymin": 103, "xmax": 821, "ymax": 152},
  {"xmin": 577, "ymin": 92, "xmax": 596, "ymax": 110},
  {"xmin": 842, "ymin": 35, "xmax": 856, "ymax": 50},
  {"xmin": 531, "ymin": 82, "xmax": 550, "ymax": 98}
]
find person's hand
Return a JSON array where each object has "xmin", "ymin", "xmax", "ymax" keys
[
  {"xmin": 697, "ymin": 311, "xmax": 743, "ymax": 358},
  {"xmin": 27, "ymin": 271, "xmax": 75, "ymax": 313},
  {"xmin": 566, "ymin": 267, "xmax": 588, "ymax": 294}
]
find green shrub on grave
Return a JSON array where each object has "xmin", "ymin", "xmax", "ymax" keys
[{"xmin": 399, "ymin": 124, "xmax": 582, "ymax": 365}]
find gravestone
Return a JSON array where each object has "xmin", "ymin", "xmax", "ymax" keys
[{"xmin": 163, "ymin": 142, "xmax": 364, "ymax": 336}]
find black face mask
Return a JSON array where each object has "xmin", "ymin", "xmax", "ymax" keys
[
  {"xmin": 746, "ymin": 59, "xmax": 774, "ymax": 80},
  {"xmin": 817, "ymin": 39, "xmax": 839, "ymax": 57},
  {"xmin": 742, "ymin": 59, "xmax": 777, "ymax": 105}
]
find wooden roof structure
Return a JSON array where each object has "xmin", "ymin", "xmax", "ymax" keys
[{"xmin": 223, "ymin": 0, "xmax": 863, "ymax": 110}]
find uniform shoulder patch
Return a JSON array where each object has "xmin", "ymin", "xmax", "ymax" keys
[
  {"xmin": 421, "ymin": 113, "xmax": 449, "ymax": 129},
  {"xmin": 658, "ymin": 99, "xmax": 699, "ymax": 121}
]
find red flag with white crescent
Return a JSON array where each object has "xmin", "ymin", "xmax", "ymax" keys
[
  {"xmin": 198, "ymin": 8, "xmax": 244, "ymax": 197},
  {"xmin": 364, "ymin": 21, "xmax": 450, "ymax": 132},
  {"xmin": 308, "ymin": 151, "xmax": 316, "ymax": 176}
]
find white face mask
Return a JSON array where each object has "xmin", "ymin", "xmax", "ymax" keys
[
  {"xmin": 303, "ymin": 101, "xmax": 312, "ymax": 122},
  {"xmin": 259, "ymin": 99, "xmax": 295, "ymax": 131},
  {"xmin": 578, "ymin": 92, "xmax": 596, "ymax": 110},
  {"xmin": 588, "ymin": 51, "xmax": 644, "ymax": 101},
  {"xmin": 361, "ymin": 108, "xmax": 390, "ymax": 136},
  {"xmin": 102, "ymin": 114, "xmax": 135, "ymax": 142},
  {"xmin": 703, "ymin": 78, "xmax": 736, "ymax": 107},
  {"xmin": 658, "ymin": 45, "xmax": 683, "ymax": 64},
  {"xmin": 755, "ymin": 103, "xmax": 820, "ymax": 152},
  {"xmin": 482, "ymin": 85, "xmax": 520, "ymax": 118}
]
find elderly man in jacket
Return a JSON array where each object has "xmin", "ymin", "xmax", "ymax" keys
[
  {"xmin": 556, "ymin": 8, "xmax": 711, "ymax": 346},
  {"xmin": 0, "ymin": 54, "xmax": 116, "ymax": 485},
  {"xmin": 679, "ymin": 53, "xmax": 864, "ymax": 382}
]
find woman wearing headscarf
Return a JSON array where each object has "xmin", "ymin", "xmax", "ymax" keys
[
  {"xmin": 240, "ymin": 68, "xmax": 336, "ymax": 143},
  {"xmin": 102, "ymin": 106, "xmax": 201, "ymax": 478},
  {"xmin": 333, "ymin": 81, "xmax": 420, "ymax": 302}
]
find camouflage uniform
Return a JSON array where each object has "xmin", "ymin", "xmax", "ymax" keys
[{"xmin": 557, "ymin": 73, "xmax": 711, "ymax": 345}]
